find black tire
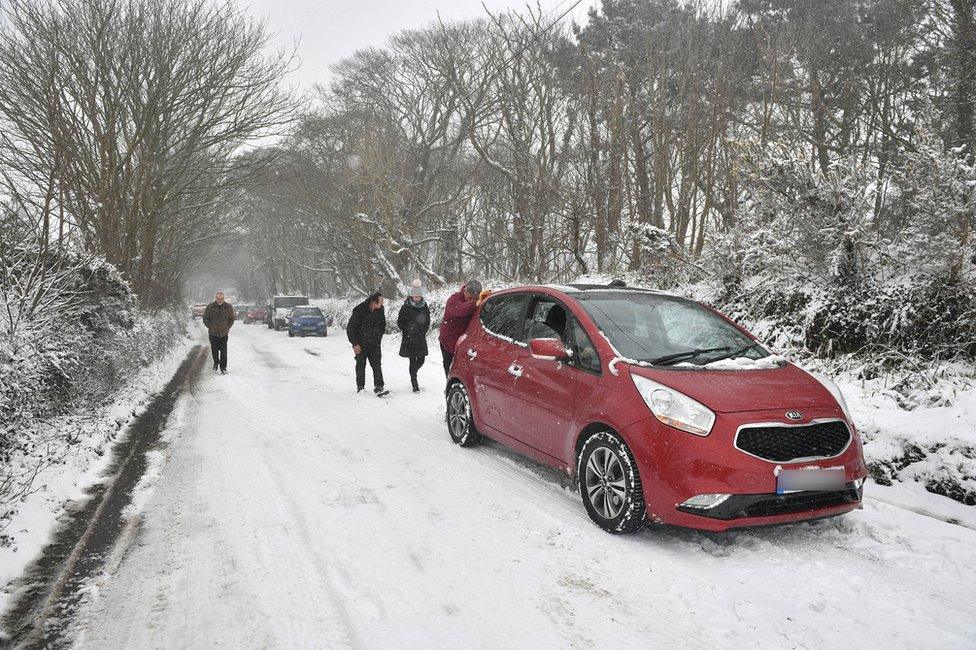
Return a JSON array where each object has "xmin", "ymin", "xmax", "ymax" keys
[
  {"xmin": 577, "ymin": 431, "xmax": 647, "ymax": 534},
  {"xmin": 445, "ymin": 382, "xmax": 482, "ymax": 447},
  {"xmin": 288, "ymin": 331, "xmax": 294, "ymax": 337}
]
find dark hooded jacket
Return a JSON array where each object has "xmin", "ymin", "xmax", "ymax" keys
[
  {"xmin": 397, "ymin": 299, "xmax": 430, "ymax": 358},
  {"xmin": 347, "ymin": 299, "xmax": 386, "ymax": 351}
]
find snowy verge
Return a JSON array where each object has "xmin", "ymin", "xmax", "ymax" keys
[
  {"xmin": 0, "ymin": 320, "xmax": 196, "ymax": 614},
  {"xmin": 844, "ymin": 372, "xmax": 976, "ymax": 505}
]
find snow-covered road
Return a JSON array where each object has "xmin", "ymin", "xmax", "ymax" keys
[{"xmin": 68, "ymin": 323, "xmax": 976, "ymax": 647}]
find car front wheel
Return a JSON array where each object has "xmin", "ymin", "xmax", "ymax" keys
[
  {"xmin": 577, "ymin": 431, "xmax": 647, "ymax": 534},
  {"xmin": 446, "ymin": 382, "xmax": 481, "ymax": 447}
]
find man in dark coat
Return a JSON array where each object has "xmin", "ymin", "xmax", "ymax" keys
[
  {"xmin": 202, "ymin": 291, "xmax": 235, "ymax": 374},
  {"xmin": 438, "ymin": 279, "xmax": 484, "ymax": 376},
  {"xmin": 397, "ymin": 280, "xmax": 431, "ymax": 393},
  {"xmin": 347, "ymin": 291, "xmax": 386, "ymax": 393}
]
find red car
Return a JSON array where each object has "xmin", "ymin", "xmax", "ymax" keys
[
  {"xmin": 445, "ymin": 284, "xmax": 868, "ymax": 533},
  {"xmin": 244, "ymin": 305, "xmax": 267, "ymax": 324}
]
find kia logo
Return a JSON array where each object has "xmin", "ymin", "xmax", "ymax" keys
[{"xmin": 785, "ymin": 410, "xmax": 804, "ymax": 421}]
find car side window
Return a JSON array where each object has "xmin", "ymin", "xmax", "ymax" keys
[
  {"xmin": 568, "ymin": 318, "xmax": 602, "ymax": 374},
  {"xmin": 480, "ymin": 294, "xmax": 528, "ymax": 342},
  {"xmin": 524, "ymin": 298, "xmax": 569, "ymax": 343}
]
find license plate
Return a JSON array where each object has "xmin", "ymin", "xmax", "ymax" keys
[{"xmin": 776, "ymin": 468, "xmax": 845, "ymax": 494}]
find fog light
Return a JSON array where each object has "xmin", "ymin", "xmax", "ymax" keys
[
  {"xmin": 680, "ymin": 493, "xmax": 732, "ymax": 510},
  {"xmin": 853, "ymin": 477, "xmax": 865, "ymax": 490}
]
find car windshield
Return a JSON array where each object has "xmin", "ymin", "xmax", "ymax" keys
[
  {"xmin": 578, "ymin": 292, "xmax": 767, "ymax": 366},
  {"xmin": 275, "ymin": 297, "xmax": 309, "ymax": 309},
  {"xmin": 291, "ymin": 307, "xmax": 322, "ymax": 317}
]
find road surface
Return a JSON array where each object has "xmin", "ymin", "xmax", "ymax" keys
[{"xmin": 66, "ymin": 323, "xmax": 976, "ymax": 647}]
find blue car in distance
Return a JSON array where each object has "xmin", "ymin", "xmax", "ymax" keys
[{"xmin": 287, "ymin": 306, "xmax": 328, "ymax": 337}]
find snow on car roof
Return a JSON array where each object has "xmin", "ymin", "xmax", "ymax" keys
[
  {"xmin": 563, "ymin": 283, "xmax": 680, "ymax": 298},
  {"xmin": 541, "ymin": 284, "xmax": 581, "ymax": 292},
  {"xmin": 492, "ymin": 283, "xmax": 681, "ymax": 299}
]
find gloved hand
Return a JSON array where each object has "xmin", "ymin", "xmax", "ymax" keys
[{"xmin": 476, "ymin": 289, "xmax": 492, "ymax": 306}]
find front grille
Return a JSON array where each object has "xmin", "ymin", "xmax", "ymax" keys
[
  {"xmin": 678, "ymin": 486, "xmax": 862, "ymax": 521},
  {"xmin": 736, "ymin": 421, "xmax": 851, "ymax": 463}
]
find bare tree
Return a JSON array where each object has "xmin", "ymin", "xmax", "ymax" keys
[{"xmin": 0, "ymin": 0, "xmax": 296, "ymax": 305}]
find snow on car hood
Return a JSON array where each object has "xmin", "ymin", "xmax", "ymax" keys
[
  {"xmin": 629, "ymin": 362, "xmax": 836, "ymax": 414},
  {"xmin": 673, "ymin": 355, "xmax": 787, "ymax": 371}
]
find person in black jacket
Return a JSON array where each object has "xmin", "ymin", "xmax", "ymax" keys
[
  {"xmin": 397, "ymin": 280, "xmax": 431, "ymax": 393},
  {"xmin": 347, "ymin": 291, "xmax": 387, "ymax": 394}
]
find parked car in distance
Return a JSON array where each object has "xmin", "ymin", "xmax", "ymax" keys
[
  {"xmin": 445, "ymin": 283, "xmax": 868, "ymax": 534},
  {"xmin": 287, "ymin": 306, "xmax": 328, "ymax": 337},
  {"xmin": 268, "ymin": 295, "xmax": 310, "ymax": 330},
  {"xmin": 244, "ymin": 305, "xmax": 267, "ymax": 324},
  {"xmin": 191, "ymin": 304, "xmax": 207, "ymax": 319}
]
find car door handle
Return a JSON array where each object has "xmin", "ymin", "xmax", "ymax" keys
[
  {"xmin": 467, "ymin": 348, "xmax": 477, "ymax": 360},
  {"xmin": 507, "ymin": 363, "xmax": 523, "ymax": 378}
]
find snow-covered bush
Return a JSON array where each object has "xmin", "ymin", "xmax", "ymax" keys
[
  {"xmin": 0, "ymin": 247, "xmax": 187, "ymax": 535},
  {"xmin": 887, "ymin": 125, "xmax": 976, "ymax": 285},
  {"xmin": 630, "ymin": 223, "xmax": 692, "ymax": 289},
  {"xmin": 706, "ymin": 132, "xmax": 976, "ymax": 365}
]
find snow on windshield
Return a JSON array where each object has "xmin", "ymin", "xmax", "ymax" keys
[{"xmin": 581, "ymin": 293, "xmax": 768, "ymax": 366}]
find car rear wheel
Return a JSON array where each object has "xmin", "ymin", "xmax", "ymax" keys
[
  {"xmin": 577, "ymin": 432, "xmax": 646, "ymax": 534},
  {"xmin": 446, "ymin": 382, "xmax": 481, "ymax": 447}
]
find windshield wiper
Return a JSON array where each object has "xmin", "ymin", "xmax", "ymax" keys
[
  {"xmin": 706, "ymin": 342, "xmax": 761, "ymax": 364},
  {"xmin": 650, "ymin": 346, "xmax": 730, "ymax": 366}
]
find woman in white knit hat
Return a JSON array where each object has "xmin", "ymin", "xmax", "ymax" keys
[{"xmin": 397, "ymin": 279, "xmax": 431, "ymax": 392}]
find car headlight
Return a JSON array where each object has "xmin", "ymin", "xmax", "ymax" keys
[
  {"xmin": 631, "ymin": 375, "xmax": 715, "ymax": 436},
  {"xmin": 810, "ymin": 372, "xmax": 853, "ymax": 422}
]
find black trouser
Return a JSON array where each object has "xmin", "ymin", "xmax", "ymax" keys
[
  {"xmin": 408, "ymin": 355, "xmax": 425, "ymax": 388},
  {"xmin": 209, "ymin": 335, "xmax": 228, "ymax": 370},
  {"xmin": 441, "ymin": 346, "xmax": 453, "ymax": 377},
  {"xmin": 355, "ymin": 347, "xmax": 384, "ymax": 390}
]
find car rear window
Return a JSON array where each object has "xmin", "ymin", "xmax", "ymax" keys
[
  {"xmin": 479, "ymin": 294, "xmax": 529, "ymax": 342},
  {"xmin": 291, "ymin": 307, "xmax": 322, "ymax": 317}
]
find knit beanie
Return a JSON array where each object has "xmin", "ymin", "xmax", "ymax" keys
[{"xmin": 409, "ymin": 279, "xmax": 423, "ymax": 298}]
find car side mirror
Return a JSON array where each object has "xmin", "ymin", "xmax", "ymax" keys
[{"xmin": 529, "ymin": 338, "xmax": 572, "ymax": 362}]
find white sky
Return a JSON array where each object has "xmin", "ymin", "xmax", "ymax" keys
[{"xmin": 242, "ymin": 0, "xmax": 597, "ymax": 91}]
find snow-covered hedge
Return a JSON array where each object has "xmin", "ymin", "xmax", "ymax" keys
[{"xmin": 0, "ymin": 255, "xmax": 188, "ymax": 539}]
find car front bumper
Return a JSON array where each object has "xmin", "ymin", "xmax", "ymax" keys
[{"xmin": 622, "ymin": 409, "xmax": 869, "ymax": 532}]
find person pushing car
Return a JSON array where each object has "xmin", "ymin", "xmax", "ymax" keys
[
  {"xmin": 439, "ymin": 279, "xmax": 489, "ymax": 377},
  {"xmin": 203, "ymin": 291, "xmax": 235, "ymax": 374},
  {"xmin": 347, "ymin": 291, "xmax": 388, "ymax": 395}
]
